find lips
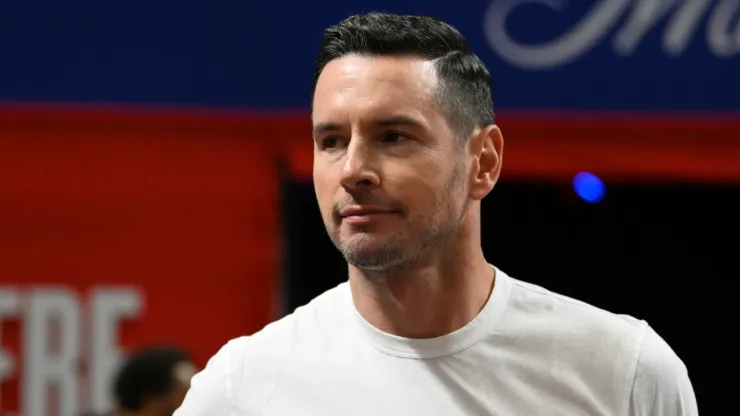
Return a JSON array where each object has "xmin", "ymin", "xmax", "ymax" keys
[
  {"xmin": 339, "ymin": 206, "xmax": 394, "ymax": 217},
  {"xmin": 339, "ymin": 206, "xmax": 398, "ymax": 224}
]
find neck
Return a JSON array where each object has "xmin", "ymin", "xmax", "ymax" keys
[{"xmin": 348, "ymin": 218, "xmax": 495, "ymax": 339}]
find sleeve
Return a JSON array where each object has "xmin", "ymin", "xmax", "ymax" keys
[
  {"xmin": 629, "ymin": 325, "xmax": 698, "ymax": 416},
  {"xmin": 174, "ymin": 337, "xmax": 249, "ymax": 416}
]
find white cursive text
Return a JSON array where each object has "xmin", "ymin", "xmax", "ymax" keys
[{"xmin": 483, "ymin": 0, "xmax": 740, "ymax": 70}]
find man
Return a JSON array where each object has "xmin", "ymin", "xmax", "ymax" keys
[
  {"xmin": 175, "ymin": 12, "xmax": 697, "ymax": 415},
  {"xmin": 114, "ymin": 346, "xmax": 196, "ymax": 416}
]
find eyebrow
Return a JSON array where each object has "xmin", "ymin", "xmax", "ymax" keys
[{"xmin": 312, "ymin": 115, "xmax": 426, "ymax": 138}]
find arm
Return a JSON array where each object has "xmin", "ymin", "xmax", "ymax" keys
[
  {"xmin": 174, "ymin": 337, "xmax": 248, "ymax": 416},
  {"xmin": 629, "ymin": 326, "xmax": 698, "ymax": 415}
]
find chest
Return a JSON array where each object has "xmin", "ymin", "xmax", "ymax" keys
[{"xmin": 237, "ymin": 350, "xmax": 620, "ymax": 416}]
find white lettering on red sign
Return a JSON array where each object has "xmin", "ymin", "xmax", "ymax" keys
[{"xmin": 0, "ymin": 287, "xmax": 143, "ymax": 416}]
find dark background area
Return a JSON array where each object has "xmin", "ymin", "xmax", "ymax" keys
[{"xmin": 283, "ymin": 179, "xmax": 737, "ymax": 414}]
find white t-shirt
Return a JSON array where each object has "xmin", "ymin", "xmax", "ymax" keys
[{"xmin": 175, "ymin": 267, "xmax": 697, "ymax": 415}]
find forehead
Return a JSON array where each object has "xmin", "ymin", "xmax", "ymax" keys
[{"xmin": 312, "ymin": 55, "xmax": 438, "ymax": 120}]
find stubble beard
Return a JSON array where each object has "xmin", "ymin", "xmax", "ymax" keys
[{"xmin": 331, "ymin": 162, "xmax": 466, "ymax": 273}]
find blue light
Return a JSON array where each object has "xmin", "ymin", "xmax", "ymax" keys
[{"xmin": 573, "ymin": 172, "xmax": 605, "ymax": 203}]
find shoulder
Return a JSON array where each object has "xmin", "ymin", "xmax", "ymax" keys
[
  {"xmin": 499, "ymin": 273, "xmax": 643, "ymax": 405},
  {"xmin": 222, "ymin": 280, "xmax": 351, "ymax": 367},
  {"xmin": 501, "ymin": 272, "xmax": 696, "ymax": 414},
  {"xmin": 174, "ymin": 282, "xmax": 351, "ymax": 415},
  {"xmin": 504, "ymin": 274, "xmax": 647, "ymax": 341},
  {"xmin": 173, "ymin": 336, "xmax": 249, "ymax": 415},
  {"xmin": 245, "ymin": 281, "xmax": 352, "ymax": 353},
  {"xmin": 628, "ymin": 325, "xmax": 698, "ymax": 415}
]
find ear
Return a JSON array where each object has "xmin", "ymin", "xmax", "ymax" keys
[{"xmin": 468, "ymin": 124, "xmax": 504, "ymax": 201}]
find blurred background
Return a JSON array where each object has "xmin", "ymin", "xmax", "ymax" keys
[{"xmin": 0, "ymin": 1, "xmax": 738, "ymax": 415}]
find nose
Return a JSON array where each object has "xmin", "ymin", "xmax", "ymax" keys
[{"xmin": 340, "ymin": 139, "xmax": 380, "ymax": 191}]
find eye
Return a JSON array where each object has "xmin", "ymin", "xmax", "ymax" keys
[
  {"xmin": 320, "ymin": 136, "xmax": 345, "ymax": 150},
  {"xmin": 382, "ymin": 131, "xmax": 410, "ymax": 143}
]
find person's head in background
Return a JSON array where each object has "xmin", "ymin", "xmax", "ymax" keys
[{"xmin": 113, "ymin": 346, "xmax": 196, "ymax": 416}]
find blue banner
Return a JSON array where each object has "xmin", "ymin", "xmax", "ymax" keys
[{"xmin": 0, "ymin": 0, "xmax": 737, "ymax": 110}]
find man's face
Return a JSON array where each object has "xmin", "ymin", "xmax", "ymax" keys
[{"xmin": 312, "ymin": 55, "xmax": 468, "ymax": 271}]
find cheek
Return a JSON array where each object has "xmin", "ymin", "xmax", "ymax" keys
[
  {"xmin": 313, "ymin": 175, "xmax": 337, "ymax": 219},
  {"xmin": 400, "ymin": 172, "xmax": 447, "ymax": 212},
  {"xmin": 407, "ymin": 163, "xmax": 463, "ymax": 215}
]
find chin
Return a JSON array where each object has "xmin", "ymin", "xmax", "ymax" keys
[
  {"xmin": 341, "ymin": 232, "xmax": 387, "ymax": 250},
  {"xmin": 340, "ymin": 239, "xmax": 377, "ymax": 255},
  {"xmin": 339, "ymin": 236, "xmax": 406, "ymax": 271}
]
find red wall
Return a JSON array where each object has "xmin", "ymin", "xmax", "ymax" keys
[{"xmin": 0, "ymin": 106, "xmax": 281, "ymax": 413}]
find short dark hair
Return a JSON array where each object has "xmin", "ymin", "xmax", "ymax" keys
[
  {"xmin": 314, "ymin": 11, "xmax": 495, "ymax": 140},
  {"xmin": 113, "ymin": 346, "xmax": 191, "ymax": 412}
]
